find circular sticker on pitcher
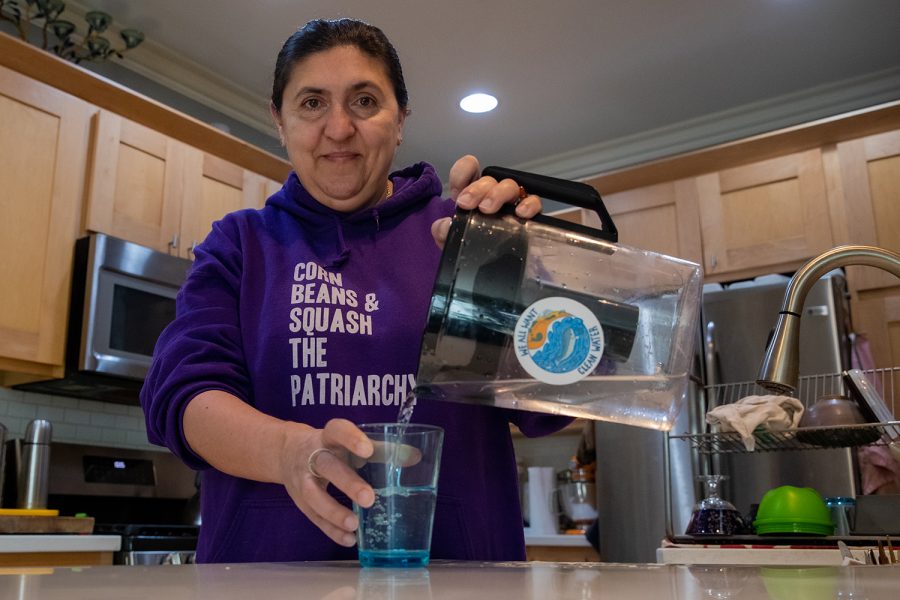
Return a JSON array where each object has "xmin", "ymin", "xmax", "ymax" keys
[{"xmin": 513, "ymin": 296, "xmax": 605, "ymax": 385}]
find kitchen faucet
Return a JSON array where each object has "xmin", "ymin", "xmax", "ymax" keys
[{"xmin": 757, "ymin": 245, "xmax": 900, "ymax": 394}]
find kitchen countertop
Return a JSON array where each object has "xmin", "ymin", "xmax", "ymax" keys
[
  {"xmin": 659, "ymin": 545, "xmax": 857, "ymax": 566},
  {"xmin": 2, "ymin": 561, "xmax": 899, "ymax": 599},
  {"xmin": 0, "ymin": 536, "xmax": 120, "ymax": 553}
]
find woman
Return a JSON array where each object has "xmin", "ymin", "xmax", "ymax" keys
[{"xmin": 141, "ymin": 18, "xmax": 571, "ymax": 563}]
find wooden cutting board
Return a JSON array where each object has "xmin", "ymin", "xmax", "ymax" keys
[
  {"xmin": 0, "ymin": 511, "xmax": 95, "ymax": 534},
  {"xmin": 0, "ymin": 509, "xmax": 59, "ymax": 517}
]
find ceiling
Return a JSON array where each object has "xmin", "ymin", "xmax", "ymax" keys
[{"xmin": 67, "ymin": 0, "xmax": 900, "ymax": 184}]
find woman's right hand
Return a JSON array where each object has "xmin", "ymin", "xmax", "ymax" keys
[
  {"xmin": 183, "ymin": 392, "xmax": 380, "ymax": 547},
  {"xmin": 279, "ymin": 418, "xmax": 375, "ymax": 547},
  {"xmin": 432, "ymin": 154, "xmax": 543, "ymax": 248}
]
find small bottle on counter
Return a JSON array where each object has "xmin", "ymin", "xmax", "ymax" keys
[{"xmin": 18, "ymin": 419, "xmax": 52, "ymax": 510}]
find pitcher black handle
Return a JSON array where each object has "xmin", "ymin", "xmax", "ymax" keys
[{"xmin": 482, "ymin": 165, "xmax": 618, "ymax": 243}]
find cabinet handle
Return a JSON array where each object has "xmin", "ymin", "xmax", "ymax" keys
[
  {"xmin": 710, "ymin": 255, "xmax": 718, "ymax": 269},
  {"xmin": 189, "ymin": 240, "xmax": 198, "ymax": 256},
  {"xmin": 169, "ymin": 233, "xmax": 179, "ymax": 250}
]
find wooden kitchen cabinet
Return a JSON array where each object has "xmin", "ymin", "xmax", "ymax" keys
[
  {"xmin": 84, "ymin": 109, "xmax": 189, "ymax": 254},
  {"xmin": 832, "ymin": 130, "xmax": 900, "ymax": 292},
  {"xmin": 0, "ymin": 33, "xmax": 291, "ymax": 383},
  {"xmin": 85, "ymin": 111, "xmax": 284, "ymax": 259},
  {"xmin": 0, "ymin": 65, "xmax": 94, "ymax": 378},
  {"xmin": 696, "ymin": 149, "xmax": 835, "ymax": 281},
  {"xmin": 599, "ymin": 179, "xmax": 703, "ymax": 265},
  {"xmin": 548, "ymin": 178, "xmax": 702, "ymax": 265},
  {"xmin": 829, "ymin": 129, "xmax": 900, "ymax": 388},
  {"xmin": 567, "ymin": 151, "xmax": 837, "ymax": 281},
  {"xmin": 848, "ymin": 288, "xmax": 900, "ymax": 417},
  {"xmin": 177, "ymin": 150, "xmax": 276, "ymax": 259}
]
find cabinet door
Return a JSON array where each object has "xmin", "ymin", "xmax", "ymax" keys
[
  {"xmin": 851, "ymin": 289, "xmax": 900, "ymax": 414},
  {"xmin": 241, "ymin": 172, "xmax": 283, "ymax": 211},
  {"xmin": 0, "ymin": 66, "xmax": 93, "ymax": 372},
  {"xmin": 601, "ymin": 178, "xmax": 703, "ymax": 265},
  {"xmin": 84, "ymin": 110, "xmax": 187, "ymax": 253},
  {"xmin": 834, "ymin": 130, "xmax": 900, "ymax": 292},
  {"xmin": 179, "ymin": 151, "xmax": 265, "ymax": 259},
  {"xmin": 697, "ymin": 149, "xmax": 834, "ymax": 279}
]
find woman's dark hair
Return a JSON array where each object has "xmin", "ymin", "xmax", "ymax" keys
[{"xmin": 271, "ymin": 18, "xmax": 408, "ymax": 113}]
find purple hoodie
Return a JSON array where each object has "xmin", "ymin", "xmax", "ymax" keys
[{"xmin": 141, "ymin": 162, "xmax": 572, "ymax": 563}]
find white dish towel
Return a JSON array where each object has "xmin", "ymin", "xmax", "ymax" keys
[{"xmin": 706, "ymin": 395, "xmax": 804, "ymax": 451}]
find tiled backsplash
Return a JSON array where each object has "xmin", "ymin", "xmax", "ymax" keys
[
  {"xmin": 0, "ymin": 386, "xmax": 158, "ymax": 451},
  {"xmin": 1, "ymin": 386, "xmax": 586, "ymax": 465}
]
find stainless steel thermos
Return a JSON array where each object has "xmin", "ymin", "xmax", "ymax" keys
[{"xmin": 17, "ymin": 419, "xmax": 52, "ymax": 510}]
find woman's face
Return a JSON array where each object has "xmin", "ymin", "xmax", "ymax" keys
[{"xmin": 273, "ymin": 45, "xmax": 405, "ymax": 212}]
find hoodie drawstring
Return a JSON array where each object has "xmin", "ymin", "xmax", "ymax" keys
[{"xmin": 329, "ymin": 215, "xmax": 351, "ymax": 267}]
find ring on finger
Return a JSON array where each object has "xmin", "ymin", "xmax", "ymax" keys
[{"xmin": 307, "ymin": 447, "xmax": 337, "ymax": 479}]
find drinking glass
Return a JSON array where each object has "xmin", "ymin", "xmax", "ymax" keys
[{"xmin": 354, "ymin": 423, "xmax": 444, "ymax": 568}]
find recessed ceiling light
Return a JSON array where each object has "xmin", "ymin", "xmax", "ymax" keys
[{"xmin": 459, "ymin": 93, "xmax": 498, "ymax": 113}]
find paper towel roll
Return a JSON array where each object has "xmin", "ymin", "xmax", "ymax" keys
[{"xmin": 526, "ymin": 466, "xmax": 557, "ymax": 535}]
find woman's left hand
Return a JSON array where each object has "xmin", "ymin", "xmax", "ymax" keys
[{"xmin": 431, "ymin": 155, "xmax": 542, "ymax": 248}]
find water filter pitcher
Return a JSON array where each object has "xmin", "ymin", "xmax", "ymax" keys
[{"xmin": 416, "ymin": 167, "xmax": 702, "ymax": 431}]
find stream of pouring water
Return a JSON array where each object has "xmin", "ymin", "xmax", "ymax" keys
[
  {"xmin": 389, "ymin": 392, "xmax": 417, "ymax": 489},
  {"xmin": 396, "ymin": 392, "xmax": 417, "ymax": 425},
  {"xmin": 381, "ymin": 392, "xmax": 418, "ymax": 551}
]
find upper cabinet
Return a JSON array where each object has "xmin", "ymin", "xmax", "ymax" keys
[
  {"xmin": 851, "ymin": 292, "xmax": 900, "ymax": 401},
  {"xmin": 580, "ymin": 149, "xmax": 837, "ymax": 281},
  {"xmin": 0, "ymin": 65, "xmax": 94, "ymax": 376},
  {"xmin": 832, "ymin": 129, "xmax": 900, "ymax": 380},
  {"xmin": 84, "ymin": 111, "xmax": 287, "ymax": 259},
  {"xmin": 600, "ymin": 178, "xmax": 703, "ymax": 265},
  {"xmin": 85, "ymin": 110, "xmax": 188, "ymax": 254},
  {"xmin": 177, "ymin": 151, "xmax": 274, "ymax": 259},
  {"xmin": 833, "ymin": 130, "xmax": 900, "ymax": 292},
  {"xmin": 549, "ymin": 180, "xmax": 702, "ymax": 265},
  {"xmin": 0, "ymin": 33, "xmax": 290, "ymax": 382},
  {"xmin": 696, "ymin": 149, "xmax": 834, "ymax": 280}
]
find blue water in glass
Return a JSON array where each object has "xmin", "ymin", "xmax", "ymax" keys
[
  {"xmin": 358, "ymin": 548, "xmax": 431, "ymax": 568},
  {"xmin": 356, "ymin": 485, "xmax": 436, "ymax": 568}
]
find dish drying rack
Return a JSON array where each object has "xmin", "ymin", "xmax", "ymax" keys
[{"xmin": 670, "ymin": 367, "xmax": 900, "ymax": 454}]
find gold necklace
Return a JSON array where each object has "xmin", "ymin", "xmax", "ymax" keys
[{"xmin": 386, "ymin": 179, "xmax": 394, "ymax": 198}]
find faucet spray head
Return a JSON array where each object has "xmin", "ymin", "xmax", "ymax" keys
[
  {"xmin": 757, "ymin": 245, "xmax": 900, "ymax": 396},
  {"xmin": 756, "ymin": 312, "xmax": 801, "ymax": 394}
]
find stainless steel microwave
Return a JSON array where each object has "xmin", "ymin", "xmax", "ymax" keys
[{"xmin": 15, "ymin": 234, "xmax": 191, "ymax": 405}]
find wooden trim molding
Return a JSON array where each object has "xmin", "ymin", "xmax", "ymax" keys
[
  {"xmin": 583, "ymin": 100, "xmax": 900, "ymax": 195},
  {"xmin": 0, "ymin": 32, "xmax": 291, "ymax": 183}
]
